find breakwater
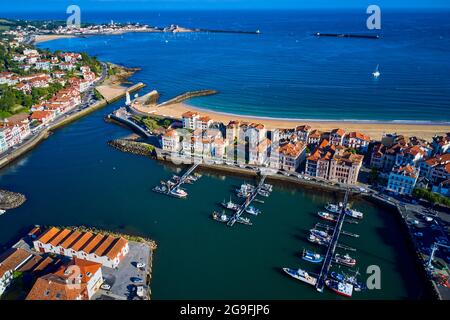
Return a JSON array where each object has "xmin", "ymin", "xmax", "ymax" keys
[
  {"xmin": 314, "ymin": 32, "xmax": 380, "ymax": 39},
  {"xmin": 0, "ymin": 189, "xmax": 26, "ymax": 210},
  {"xmin": 108, "ymin": 139, "xmax": 156, "ymax": 158},
  {"xmin": 156, "ymin": 90, "xmax": 218, "ymax": 107}
]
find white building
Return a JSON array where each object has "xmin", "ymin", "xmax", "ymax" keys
[
  {"xmin": 33, "ymin": 227, "xmax": 129, "ymax": 269},
  {"xmin": 386, "ymin": 165, "xmax": 419, "ymax": 196}
]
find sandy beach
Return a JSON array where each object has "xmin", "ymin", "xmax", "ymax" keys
[
  {"xmin": 139, "ymin": 102, "xmax": 450, "ymax": 141},
  {"xmin": 33, "ymin": 34, "xmax": 76, "ymax": 44}
]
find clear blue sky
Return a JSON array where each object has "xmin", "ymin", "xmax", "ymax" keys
[{"xmin": 2, "ymin": 0, "xmax": 449, "ymax": 12}]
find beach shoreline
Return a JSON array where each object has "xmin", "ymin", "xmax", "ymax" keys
[
  {"xmin": 141, "ymin": 101, "xmax": 450, "ymax": 141},
  {"xmin": 33, "ymin": 34, "xmax": 77, "ymax": 44}
]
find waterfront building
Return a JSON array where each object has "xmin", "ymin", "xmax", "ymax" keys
[
  {"xmin": 330, "ymin": 128, "xmax": 346, "ymax": 146},
  {"xmin": 432, "ymin": 133, "xmax": 450, "ymax": 155},
  {"xmin": 270, "ymin": 140, "xmax": 307, "ymax": 172},
  {"xmin": 420, "ymin": 153, "xmax": 450, "ymax": 182},
  {"xmin": 249, "ymin": 137, "xmax": 271, "ymax": 166},
  {"xmin": 395, "ymin": 145, "xmax": 427, "ymax": 167},
  {"xmin": 305, "ymin": 139, "xmax": 334, "ymax": 179},
  {"xmin": 0, "ymin": 128, "xmax": 9, "ymax": 153},
  {"xmin": 0, "ymin": 248, "xmax": 35, "ymax": 297},
  {"xmin": 343, "ymin": 131, "xmax": 371, "ymax": 153},
  {"xmin": 181, "ymin": 111, "xmax": 200, "ymax": 130},
  {"xmin": 296, "ymin": 125, "xmax": 312, "ymax": 143},
  {"xmin": 307, "ymin": 129, "xmax": 322, "ymax": 145},
  {"xmin": 386, "ymin": 165, "xmax": 419, "ymax": 195},
  {"xmin": 196, "ymin": 116, "xmax": 213, "ymax": 130},
  {"xmin": 26, "ymin": 258, "xmax": 103, "ymax": 300},
  {"xmin": 1, "ymin": 114, "xmax": 31, "ymax": 148},
  {"xmin": 329, "ymin": 149, "xmax": 364, "ymax": 185},
  {"xmin": 30, "ymin": 110, "xmax": 55, "ymax": 125},
  {"xmin": 33, "ymin": 228, "xmax": 129, "ymax": 269}
]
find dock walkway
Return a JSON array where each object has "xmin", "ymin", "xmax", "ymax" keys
[
  {"xmin": 227, "ymin": 175, "xmax": 267, "ymax": 227},
  {"xmin": 315, "ymin": 189, "xmax": 349, "ymax": 292}
]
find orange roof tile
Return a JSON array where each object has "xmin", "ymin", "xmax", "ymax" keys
[
  {"xmin": 93, "ymin": 235, "xmax": 116, "ymax": 256},
  {"xmin": 59, "ymin": 230, "xmax": 82, "ymax": 249},
  {"xmin": 81, "ymin": 234, "xmax": 106, "ymax": 254},
  {"xmin": 70, "ymin": 232, "xmax": 94, "ymax": 251},
  {"xmin": 26, "ymin": 274, "xmax": 86, "ymax": 300},
  {"xmin": 105, "ymin": 237, "xmax": 128, "ymax": 260},
  {"xmin": 37, "ymin": 227, "xmax": 60, "ymax": 244},
  {"xmin": 49, "ymin": 229, "xmax": 72, "ymax": 247}
]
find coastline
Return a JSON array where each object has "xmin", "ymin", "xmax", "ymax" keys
[
  {"xmin": 148, "ymin": 101, "xmax": 450, "ymax": 140},
  {"xmin": 0, "ymin": 65, "xmax": 145, "ymax": 171},
  {"xmin": 33, "ymin": 34, "xmax": 77, "ymax": 44}
]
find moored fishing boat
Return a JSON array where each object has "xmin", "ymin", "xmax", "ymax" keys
[
  {"xmin": 310, "ymin": 228, "xmax": 330, "ymax": 239},
  {"xmin": 170, "ymin": 187, "xmax": 188, "ymax": 198},
  {"xmin": 325, "ymin": 279, "xmax": 353, "ymax": 297},
  {"xmin": 308, "ymin": 234, "xmax": 330, "ymax": 246},
  {"xmin": 334, "ymin": 253, "xmax": 357, "ymax": 267},
  {"xmin": 302, "ymin": 249, "xmax": 324, "ymax": 263},
  {"xmin": 325, "ymin": 203, "xmax": 342, "ymax": 213},
  {"xmin": 212, "ymin": 211, "xmax": 229, "ymax": 222},
  {"xmin": 238, "ymin": 216, "xmax": 252, "ymax": 226},
  {"xmin": 221, "ymin": 197, "xmax": 240, "ymax": 211},
  {"xmin": 318, "ymin": 211, "xmax": 337, "ymax": 222},
  {"xmin": 245, "ymin": 206, "xmax": 261, "ymax": 216},
  {"xmin": 345, "ymin": 208, "xmax": 364, "ymax": 219},
  {"xmin": 257, "ymin": 189, "xmax": 270, "ymax": 197},
  {"xmin": 330, "ymin": 271, "xmax": 365, "ymax": 291},
  {"xmin": 283, "ymin": 268, "xmax": 318, "ymax": 286}
]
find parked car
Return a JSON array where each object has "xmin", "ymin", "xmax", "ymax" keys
[
  {"xmin": 101, "ymin": 284, "xmax": 111, "ymax": 290},
  {"xmin": 136, "ymin": 262, "xmax": 146, "ymax": 269},
  {"xmin": 136, "ymin": 285, "xmax": 145, "ymax": 297},
  {"xmin": 131, "ymin": 277, "xmax": 144, "ymax": 283}
]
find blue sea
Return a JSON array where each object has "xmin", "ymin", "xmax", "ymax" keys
[{"xmin": 10, "ymin": 10, "xmax": 450, "ymax": 121}]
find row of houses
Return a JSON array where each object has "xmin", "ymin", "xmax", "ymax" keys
[
  {"xmin": 33, "ymin": 227, "xmax": 129, "ymax": 269},
  {"xmin": 161, "ymin": 111, "xmax": 368, "ymax": 184},
  {"xmin": 371, "ymin": 133, "xmax": 450, "ymax": 196},
  {"xmin": 0, "ymin": 226, "xmax": 131, "ymax": 300}
]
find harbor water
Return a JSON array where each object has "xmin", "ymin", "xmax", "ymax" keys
[{"xmin": 0, "ymin": 97, "xmax": 429, "ymax": 299}]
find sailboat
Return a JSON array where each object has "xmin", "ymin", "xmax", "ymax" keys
[{"xmin": 372, "ymin": 64, "xmax": 381, "ymax": 78}]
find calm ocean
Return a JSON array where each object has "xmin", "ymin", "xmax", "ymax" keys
[{"xmin": 15, "ymin": 9, "xmax": 450, "ymax": 122}]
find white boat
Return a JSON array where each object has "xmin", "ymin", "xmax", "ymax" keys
[
  {"xmin": 0, "ymin": 209, "xmax": 6, "ymax": 216},
  {"xmin": 372, "ymin": 64, "xmax": 381, "ymax": 78},
  {"xmin": 283, "ymin": 268, "xmax": 317, "ymax": 286},
  {"xmin": 325, "ymin": 279, "xmax": 353, "ymax": 297},
  {"xmin": 345, "ymin": 208, "xmax": 364, "ymax": 219},
  {"xmin": 245, "ymin": 206, "xmax": 261, "ymax": 216},
  {"xmin": 170, "ymin": 188, "xmax": 187, "ymax": 198}
]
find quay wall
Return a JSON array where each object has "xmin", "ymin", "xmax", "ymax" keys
[{"xmin": 367, "ymin": 195, "xmax": 441, "ymax": 300}]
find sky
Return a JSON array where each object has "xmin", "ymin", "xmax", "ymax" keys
[{"xmin": 1, "ymin": 0, "xmax": 449, "ymax": 12}]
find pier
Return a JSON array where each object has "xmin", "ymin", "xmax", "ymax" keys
[
  {"xmin": 315, "ymin": 189, "xmax": 350, "ymax": 292},
  {"xmin": 153, "ymin": 162, "xmax": 201, "ymax": 198},
  {"xmin": 170, "ymin": 162, "xmax": 201, "ymax": 192},
  {"xmin": 227, "ymin": 175, "xmax": 267, "ymax": 227}
]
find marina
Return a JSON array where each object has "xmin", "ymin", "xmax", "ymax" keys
[
  {"xmin": 284, "ymin": 189, "xmax": 364, "ymax": 297},
  {"xmin": 152, "ymin": 163, "xmax": 201, "ymax": 198},
  {"xmin": 226, "ymin": 176, "xmax": 270, "ymax": 227}
]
